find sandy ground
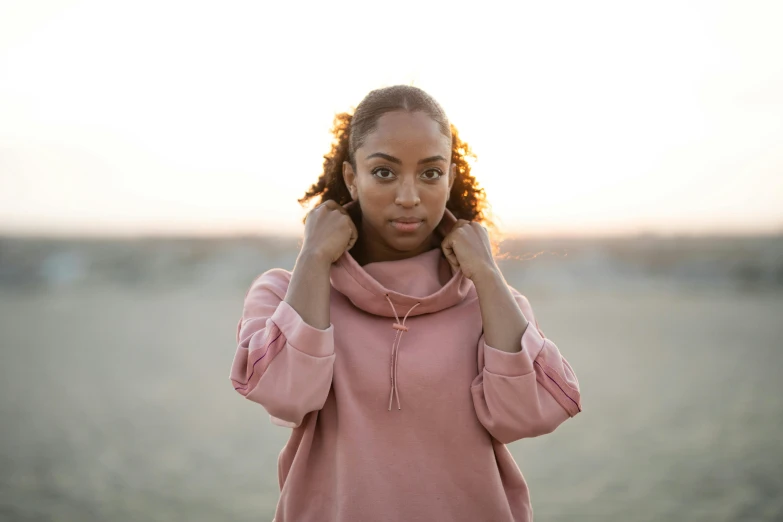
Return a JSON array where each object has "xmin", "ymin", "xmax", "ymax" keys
[{"xmin": 1, "ymin": 283, "xmax": 782, "ymax": 521}]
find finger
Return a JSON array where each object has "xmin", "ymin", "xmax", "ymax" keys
[
  {"xmin": 440, "ymin": 237, "xmax": 461, "ymax": 272},
  {"xmin": 334, "ymin": 202, "xmax": 351, "ymax": 216},
  {"xmin": 323, "ymin": 199, "xmax": 350, "ymax": 217},
  {"xmin": 346, "ymin": 218, "xmax": 359, "ymax": 251},
  {"xmin": 452, "ymin": 221, "xmax": 471, "ymax": 238}
]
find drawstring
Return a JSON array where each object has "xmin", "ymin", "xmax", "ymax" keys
[{"xmin": 384, "ymin": 294, "xmax": 421, "ymax": 411}]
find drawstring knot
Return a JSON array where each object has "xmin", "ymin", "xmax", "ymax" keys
[{"xmin": 385, "ymin": 293, "xmax": 421, "ymax": 411}]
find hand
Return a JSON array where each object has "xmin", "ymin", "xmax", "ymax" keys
[
  {"xmin": 301, "ymin": 200, "xmax": 359, "ymax": 264},
  {"xmin": 440, "ymin": 219, "xmax": 498, "ymax": 281}
]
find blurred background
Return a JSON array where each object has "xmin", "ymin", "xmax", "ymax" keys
[{"xmin": 1, "ymin": 1, "xmax": 782, "ymax": 521}]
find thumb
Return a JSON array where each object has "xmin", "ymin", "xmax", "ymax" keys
[{"xmin": 346, "ymin": 221, "xmax": 358, "ymax": 252}]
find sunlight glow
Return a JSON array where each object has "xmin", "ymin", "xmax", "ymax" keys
[{"xmin": 1, "ymin": 0, "xmax": 781, "ymax": 237}]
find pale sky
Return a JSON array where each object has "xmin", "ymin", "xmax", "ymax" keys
[{"xmin": 1, "ymin": 0, "xmax": 781, "ymax": 238}]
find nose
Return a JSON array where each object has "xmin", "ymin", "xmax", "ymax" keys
[{"xmin": 394, "ymin": 177, "xmax": 420, "ymax": 207}]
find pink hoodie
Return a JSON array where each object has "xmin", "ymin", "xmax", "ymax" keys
[{"xmin": 230, "ymin": 205, "xmax": 581, "ymax": 522}]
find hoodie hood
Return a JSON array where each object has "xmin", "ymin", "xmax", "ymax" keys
[{"xmin": 329, "ymin": 200, "xmax": 474, "ymax": 411}]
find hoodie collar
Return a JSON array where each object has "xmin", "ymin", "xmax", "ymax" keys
[
  {"xmin": 330, "ymin": 201, "xmax": 472, "ymax": 318},
  {"xmin": 329, "ymin": 201, "xmax": 473, "ymax": 411}
]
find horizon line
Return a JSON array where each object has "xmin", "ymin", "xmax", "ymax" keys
[{"xmin": 2, "ymin": 228, "xmax": 781, "ymax": 242}]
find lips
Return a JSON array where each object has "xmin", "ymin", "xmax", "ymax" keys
[
  {"xmin": 390, "ymin": 219, "xmax": 424, "ymax": 233},
  {"xmin": 391, "ymin": 218, "xmax": 423, "ymax": 223}
]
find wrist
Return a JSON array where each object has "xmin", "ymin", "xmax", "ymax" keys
[
  {"xmin": 298, "ymin": 247, "xmax": 333, "ymax": 270},
  {"xmin": 471, "ymin": 263, "xmax": 503, "ymax": 288}
]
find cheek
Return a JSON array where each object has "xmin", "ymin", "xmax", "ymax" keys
[
  {"xmin": 356, "ymin": 185, "xmax": 390, "ymax": 225},
  {"xmin": 357, "ymin": 183, "xmax": 389, "ymax": 207},
  {"xmin": 420, "ymin": 182, "xmax": 451, "ymax": 206}
]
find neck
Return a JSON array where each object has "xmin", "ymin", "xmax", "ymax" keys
[{"xmin": 350, "ymin": 225, "xmax": 439, "ymax": 266}]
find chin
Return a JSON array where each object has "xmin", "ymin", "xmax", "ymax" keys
[{"xmin": 384, "ymin": 230, "xmax": 433, "ymax": 252}]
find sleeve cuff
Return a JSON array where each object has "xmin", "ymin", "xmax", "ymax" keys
[
  {"xmin": 483, "ymin": 320, "xmax": 546, "ymax": 377},
  {"xmin": 270, "ymin": 300, "xmax": 334, "ymax": 358}
]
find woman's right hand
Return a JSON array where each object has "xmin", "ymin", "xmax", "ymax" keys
[{"xmin": 301, "ymin": 200, "xmax": 359, "ymax": 264}]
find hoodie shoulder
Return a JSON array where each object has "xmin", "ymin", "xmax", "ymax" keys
[
  {"xmin": 242, "ymin": 268, "xmax": 292, "ymax": 314},
  {"xmin": 250, "ymin": 267, "xmax": 291, "ymax": 292}
]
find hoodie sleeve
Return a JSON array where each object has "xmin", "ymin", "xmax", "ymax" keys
[
  {"xmin": 471, "ymin": 288, "xmax": 581, "ymax": 444},
  {"xmin": 230, "ymin": 269, "xmax": 336, "ymax": 429}
]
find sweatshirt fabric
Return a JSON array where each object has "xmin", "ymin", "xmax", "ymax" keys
[{"xmin": 230, "ymin": 203, "xmax": 581, "ymax": 522}]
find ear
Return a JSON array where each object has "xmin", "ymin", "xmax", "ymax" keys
[
  {"xmin": 343, "ymin": 161, "xmax": 358, "ymax": 200},
  {"xmin": 448, "ymin": 163, "xmax": 456, "ymax": 191}
]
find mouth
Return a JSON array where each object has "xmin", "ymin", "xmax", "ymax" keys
[{"xmin": 390, "ymin": 219, "xmax": 424, "ymax": 233}]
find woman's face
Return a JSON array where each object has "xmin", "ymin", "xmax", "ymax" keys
[{"xmin": 343, "ymin": 110, "xmax": 456, "ymax": 257}]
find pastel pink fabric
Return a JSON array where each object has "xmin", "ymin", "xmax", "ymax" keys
[{"xmin": 230, "ymin": 206, "xmax": 581, "ymax": 522}]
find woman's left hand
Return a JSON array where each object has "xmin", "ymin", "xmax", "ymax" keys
[{"xmin": 440, "ymin": 219, "xmax": 499, "ymax": 281}]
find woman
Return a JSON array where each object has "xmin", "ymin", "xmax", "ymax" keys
[{"xmin": 230, "ymin": 85, "xmax": 581, "ymax": 522}]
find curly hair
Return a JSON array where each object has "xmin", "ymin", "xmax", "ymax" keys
[{"xmin": 298, "ymin": 85, "xmax": 498, "ymax": 250}]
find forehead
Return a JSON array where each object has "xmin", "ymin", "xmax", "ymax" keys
[{"xmin": 360, "ymin": 111, "xmax": 451, "ymax": 158}]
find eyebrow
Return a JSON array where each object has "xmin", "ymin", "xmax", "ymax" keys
[{"xmin": 365, "ymin": 153, "xmax": 448, "ymax": 165}]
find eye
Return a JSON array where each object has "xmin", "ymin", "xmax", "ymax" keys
[
  {"xmin": 421, "ymin": 169, "xmax": 443, "ymax": 180},
  {"xmin": 372, "ymin": 167, "xmax": 395, "ymax": 180}
]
